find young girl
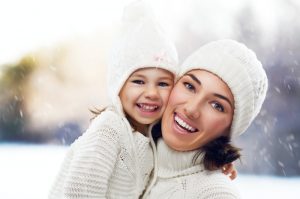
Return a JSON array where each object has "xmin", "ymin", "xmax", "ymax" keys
[{"xmin": 49, "ymin": 1, "xmax": 179, "ymax": 198}]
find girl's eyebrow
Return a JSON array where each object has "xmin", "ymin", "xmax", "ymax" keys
[
  {"xmin": 131, "ymin": 74, "xmax": 145, "ymax": 78},
  {"xmin": 186, "ymin": 73, "xmax": 233, "ymax": 108}
]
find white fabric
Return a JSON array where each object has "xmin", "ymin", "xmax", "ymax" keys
[
  {"xmin": 49, "ymin": 108, "xmax": 154, "ymax": 199},
  {"xmin": 180, "ymin": 39, "xmax": 268, "ymax": 138},
  {"xmin": 144, "ymin": 139, "xmax": 241, "ymax": 199}
]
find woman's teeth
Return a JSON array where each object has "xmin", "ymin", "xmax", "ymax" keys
[{"xmin": 174, "ymin": 115, "xmax": 197, "ymax": 133}]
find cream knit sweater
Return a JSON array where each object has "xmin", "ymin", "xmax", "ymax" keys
[
  {"xmin": 49, "ymin": 108, "xmax": 154, "ymax": 199},
  {"xmin": 144, "ymin": 139, "xmax": 241, "ymax": 199}
]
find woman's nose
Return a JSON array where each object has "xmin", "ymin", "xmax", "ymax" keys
[{"xmin": 183, "ymin": 98, "xmax": 201, "ymax": 119}]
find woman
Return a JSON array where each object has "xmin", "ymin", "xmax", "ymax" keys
[{"xmin": 143, "ymin": 39, "xmax": 268, "ymax": 199}]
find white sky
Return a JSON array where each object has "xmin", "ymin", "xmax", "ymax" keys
[
  {"xmin": 0, "ymin": 0, "xmax": 129, "ymax": 64},
  {"xmin": 0, "ymin": 0, "xmax": 295, "ymax": 65}
]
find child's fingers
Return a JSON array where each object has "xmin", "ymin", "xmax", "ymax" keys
[
  {"xmin": 222, "ymin": 163, "xmax": 233, "ymax": 175},
  {"xmin": 229, "ymin": 169, "xmax": 237, "ymax": 180}
]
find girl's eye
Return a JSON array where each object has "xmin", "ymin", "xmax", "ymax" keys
[
  {"xmin": 132, "ymin": 80, "xmax": 144, "ymax": 85},
  {"xmin": 183, "ymin": 82, "xmax": 195, "ymax": 92},
  {"xmin": 211, "ymin": 102, "xmax": 224, "ymax": 112},
  {"xmin": 158, "ymin": 82, "xmax": 169, "ymax": 87}
]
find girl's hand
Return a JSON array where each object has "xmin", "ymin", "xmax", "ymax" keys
[{"xmin": 222, "ymin": 163, "xmax": 237, "ymax": 180}]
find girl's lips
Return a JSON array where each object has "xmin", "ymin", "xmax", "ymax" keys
[{"xmin": 173, "ymin": 112, "xmax": 198, "ymax": 134}]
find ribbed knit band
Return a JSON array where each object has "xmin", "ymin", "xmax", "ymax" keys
[
  {"xmin": 107, "ymin": 1, "xmax": 179, "ymax": 115},
  {"xmin": 180, "ymin": 39, "xmax": 268, "ymax": 138},
  {"xmin": 156, "ymin": 139, "xmax": 204, "ymax": 178}
]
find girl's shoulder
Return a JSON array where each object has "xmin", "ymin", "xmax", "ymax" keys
[
  {"xmin": 89, "ymin": 108, "xmax": 125, "ymax": 131},
  {"xmin": 71, "ymin": 109, "xmax": 128, "ymax": 148}
]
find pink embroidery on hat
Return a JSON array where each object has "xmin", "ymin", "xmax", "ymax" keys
[{"xmin": 153, "ymin": 51, "xmax": 166, "ymax": 62}]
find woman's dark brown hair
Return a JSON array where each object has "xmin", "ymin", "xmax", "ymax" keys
[{"xmin": 193, "ymin": 136, "xmax": 241, "ymax": 171}]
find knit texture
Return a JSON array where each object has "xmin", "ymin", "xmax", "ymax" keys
[
  {"xmin": 49, "ymin": 109, "xmax": 154, "ymax": 199},
  {"xmin": 107, "ymin": 0, "xmax": 179, "ymax": 115},
  {"xmin": 180, "ymin": 39, "xmax": 268, "ymax": 138},
  {"xmin": 144, "ymin": 139, "xmax": 241, "ymax": 199}
]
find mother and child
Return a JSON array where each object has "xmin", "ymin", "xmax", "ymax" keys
[{"xmin": 49, "ymin": 1, "xmax": 268, "ymax": 198}]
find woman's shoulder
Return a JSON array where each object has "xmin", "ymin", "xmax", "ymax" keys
[{"xmin": 187, "ymin": 170, "xmax": 241, "ymax": 198}]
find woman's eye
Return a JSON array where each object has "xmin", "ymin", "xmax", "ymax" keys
[
  {"xmin": 158, "ymin": 82, "xmax": 169, "ymax": 87},
  {"xmin": 183, "ymin": 82, "xmax": 195, "ymax": 92},
  {"xmin": 211, "ymin": 102, "xmax": 224, "ymax": 112},
  {"xmin": 132, "ymin": 80, "xmax": 144, "ymax": 85}
]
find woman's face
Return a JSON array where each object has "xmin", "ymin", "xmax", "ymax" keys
[{"xmin": 161, "ymin": 69, "xmax": 234, "ymax": 151}]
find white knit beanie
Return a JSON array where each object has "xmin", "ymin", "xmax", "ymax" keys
[
  {"xmin": 180, "ymin": 39, "xmax": 268, "ymax": 138},
  {"xmin": 107, "ymin": 0, "xmax": 179, "ymax": 115}
]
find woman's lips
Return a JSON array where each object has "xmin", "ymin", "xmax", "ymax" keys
[{"xmin": 173, "ymin": 112, "xmax": 198, "ymax": 134}]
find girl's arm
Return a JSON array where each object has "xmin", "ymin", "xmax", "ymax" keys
[{"xmin": 222, "ymin": 163, "xmax": 237, "ymax": 180}]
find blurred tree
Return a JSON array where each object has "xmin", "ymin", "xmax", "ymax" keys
[
  {"xmin": 234, "ymin": 3, "xmax": 300, "ymax": 176},
  {"xmin": 0, "ymin": 56, "xmax": 36, "ymax": 141}
]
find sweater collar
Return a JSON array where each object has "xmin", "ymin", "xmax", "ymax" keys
[{"xmin": 156, "ymin": 139, "xmax": 204, "ymax": 178}]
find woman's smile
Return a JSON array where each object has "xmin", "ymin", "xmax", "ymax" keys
[{"xmin": 173, "ymin": 112, "xmax": 198, "ymax": 134}]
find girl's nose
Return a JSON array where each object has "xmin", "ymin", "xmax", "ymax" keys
[{"xmin": 145, "ymin": 86, "xmax": 159, "ymax": 100}]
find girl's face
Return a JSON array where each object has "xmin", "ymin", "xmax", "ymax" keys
[
  {"xmin": 119, "ymin": 67, "xmax": 174, "ymax": 132},
  {"xmin": 161, "ymin": 69, "xmax": 234, "ymax": 151}
]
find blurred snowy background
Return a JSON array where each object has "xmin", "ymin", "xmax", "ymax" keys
[{"xmin": 0, "ymin": 0, "xmax": 299, "ymax": 198}]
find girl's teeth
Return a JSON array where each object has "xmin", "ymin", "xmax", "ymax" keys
[
  {"xmin": 139, "ymin": 104, "xmax": 158, "ymax": 110},
  {"xmin": 175, "ymin": 115, "xmax": 196, "ymax": 132}
]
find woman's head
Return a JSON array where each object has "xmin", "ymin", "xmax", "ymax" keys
[
  {"xmin": 162, "ymin": 39, "xmax": 268, "ymax": 151},
  {"xmin": 162, "ymin": 69, "xmax": 234, "ymax": 151}
]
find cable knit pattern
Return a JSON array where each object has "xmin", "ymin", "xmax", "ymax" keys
[
  {"xmin": 49, "ymin": 109, "xmax": 154, "ymax": 199},
  {"xmin": 145, "ymin": 139, "xmax": 241, "ymax": 199}
]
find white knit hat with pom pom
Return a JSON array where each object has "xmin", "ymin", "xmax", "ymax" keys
[
  {"xmin": 107, "ymin": 0, "xmax": 179, "ymax": 115},
  {"xmin": 180, "ymin": 39, "xmax": 268, "ymax": 138}
]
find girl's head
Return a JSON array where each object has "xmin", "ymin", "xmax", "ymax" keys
[
  {"xmin": 162, "ymin": 39, "xmax": 268, "ymax": 152},
  {"xmin": 107, "ymin": 1, "xmax": 178, "ymax": 131},
  {"xmin": 120, "ymin": 67, "xmax": 174, "ymax": 133}
]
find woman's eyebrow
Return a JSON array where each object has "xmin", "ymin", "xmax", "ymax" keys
[
  {"xmin": 213, "ymin": 93, "xmax": 233, "ymax": 109},
  {"xmin": 187, "ymin": 74, "xmax": 201, "ymax": 85},
  {"xmin": 187, "ymin": 73, "xmax": 233, "ymax": 109}
]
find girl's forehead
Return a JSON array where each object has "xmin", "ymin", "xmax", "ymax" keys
[{"xmin": 131, "ymin": 67, "xmax": 174, "ymax": 77}]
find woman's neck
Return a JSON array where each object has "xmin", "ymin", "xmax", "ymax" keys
[{"xmin": 156, "ymin": 139, "xmax": 204, "ymax": 178}]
